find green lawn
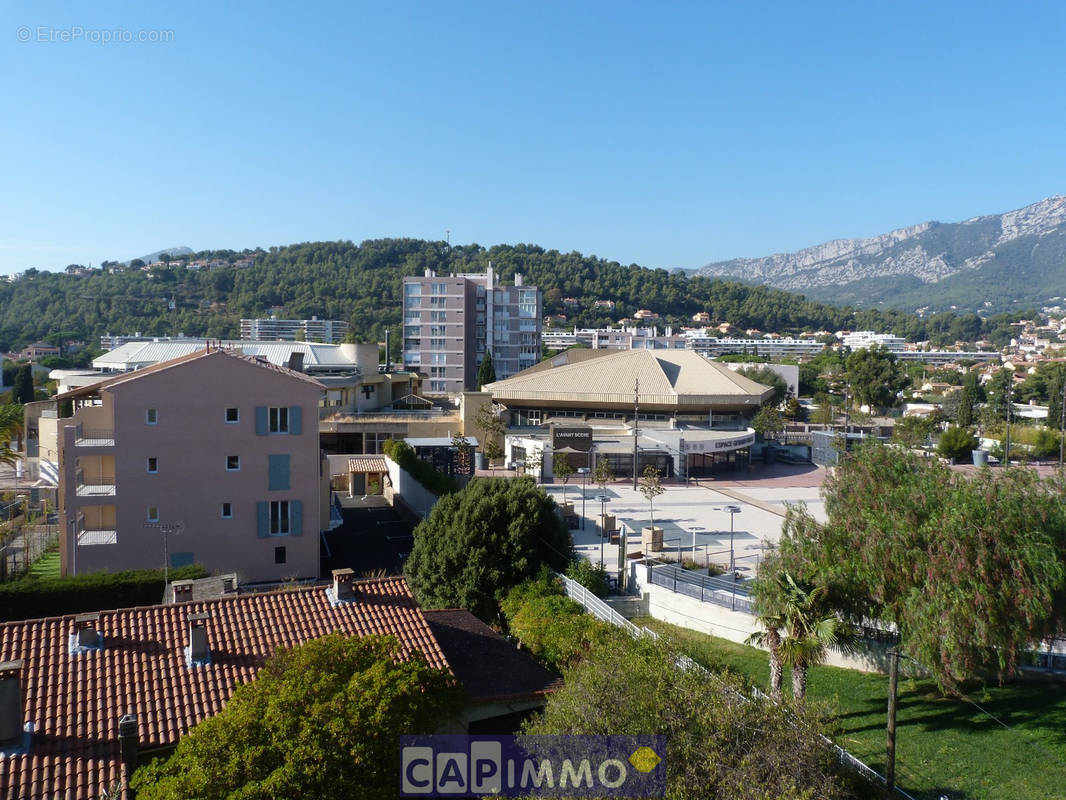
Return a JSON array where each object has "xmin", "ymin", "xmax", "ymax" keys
[
  {"xmin": 28, "ymin": 549, "xmax": 60, "ymax": 579},
  {"xmin": 635, "ymin": 617, "xmax": 1066, "ymax": 800}
]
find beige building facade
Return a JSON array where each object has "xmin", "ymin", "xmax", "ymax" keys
[{"xmin": 56, "ymin": 347, "xmax": 326, "ymax": 582}]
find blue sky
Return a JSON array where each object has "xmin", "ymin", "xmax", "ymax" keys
[{"xmin": 2, "ymin": 1, "xmax": 1065, "ymax": 274}]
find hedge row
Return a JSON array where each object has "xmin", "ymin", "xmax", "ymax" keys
[
  {"xmin": 0, "ymin": 564, "xmax": 208, "ymax": 622},
  {"xmin": 383, "ymin": 439, "xmax": 457, "ymax": 496}
]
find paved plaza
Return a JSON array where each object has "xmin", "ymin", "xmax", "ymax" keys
[{"xmin": 544, "ymin": 463, "xmax": 829, "ymax": 575}]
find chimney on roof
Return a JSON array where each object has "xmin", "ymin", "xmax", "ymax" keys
[
  {"xmin": 171, "ymin": 580, "xmax": 194, "ymax": 603},
  {"xmin": 333, "ymin": 568, "xmax": 355, "ymax": 601},
  {"xmin": 221, "ymin": 575, "xmax": 236, "ymax": 594},
  {"xmin": 0, "ymin": 660, "xmax": 24, "ymax": 748},
  {"xmin": 187, "ymin": 613, "xmax": 210, "ymax": 664},
  {"xmin": 118, "ymin": 713, "xmax": 139, "ymax": 787},
  {"xmin": 75, "ymin": 613, "xmax": 102, "ymax": 649},
  {"xmin": 287, "ymin": 352, "xmax": 305, "ymax": 372}
]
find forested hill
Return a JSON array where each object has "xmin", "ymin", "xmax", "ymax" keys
[{"xmin": 0, "ymin": 239, "xmax": 1026, "ymax": 352}]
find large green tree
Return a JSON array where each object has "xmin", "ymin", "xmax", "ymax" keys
[
  {"xmin": 130, "ymin": 634, "xmax": 461, "ymax": 800},
  {"xmin": 524, "ymin": 627, "xmax": 859, "ymax": 800},
  {"xmin": 734, "ymin": 365, "xmax": 789, "ymax": 405},
  {"xmin": 844, "ymin": 345, "xmax": 907, "ymax": 410},
  {"xmin": 477, "ymin": 349, "xmax": 496, "ymax": 388},
  {"xmin": 769, "ymin": 441, "xmax": 1066, "ymax": 692},
  {"xmin": 12, "ymin": 365, "xmax": 33, "ymax": 405},
  {"xmin": 405, "ymin": 476, "xmax": 572, "ymax": 622}
]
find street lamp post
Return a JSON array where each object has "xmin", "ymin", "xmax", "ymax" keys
[
  {"xmin": 713, "ymin": 504, "xmax": 742, "ymax": 574},
  {"xmin": 596, "ymin": 494, "xmax": 611, "ymax": 570},
  {"xmin": 690, "ymin": 525, "xmax": 704, "ymax": 566},
  {"xmin": 578, "ymin": 467, "xmax": 589, "ymax": 530}
]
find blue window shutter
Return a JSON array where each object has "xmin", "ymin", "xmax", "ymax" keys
[
  {"xmin": 268, "ymin": 454, "xmax": 290, "ymax": 491},
  {"xmin": 289, "ymin": 405, "xmax": 302, "ymax": 435},
  {"xmin": 256, "ymin": 502, "xmax": 269, "ymax": 538},
  {"xmin": 255, "ymin": 407, "xmax": 268, "ymax": 436},
  {"xmin": 291, "ymin": 500, "xmax": 303, "ymax": 537}
]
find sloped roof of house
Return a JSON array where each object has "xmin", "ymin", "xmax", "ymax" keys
[
  {"xmin": 57, "ymin": 346, "xmax": 323, "ymax": 400},
  {"xmin": 484, "ymin": 348, "xmax": 773, "ymax": 409},
  {"xmin": 423, "ymin": 610, "xmax": 561, "ymax": 704},
  {"xmin": 0, "ymin": 577, "xmax": 448, "ymax": 800}
]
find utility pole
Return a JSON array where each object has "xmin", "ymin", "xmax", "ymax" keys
[
  {"xmin": 885, "ymin": 648, "xmax": 899, "ymax": 797},
  {"xmin": 632, "ymin": 378, "xmax": 640, "ymax": 490}
]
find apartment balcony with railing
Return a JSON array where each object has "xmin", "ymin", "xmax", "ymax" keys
[
  {"xmin": 74, "ymin": 455, "xmax": 117, "ymax": 497},
  {"xmin": 73, "ymin": 424, "xmax": 115, "ymax": 447},
  {"xmin": 74, "ymin": 506, "xmax": 118, "ymax": 546}
]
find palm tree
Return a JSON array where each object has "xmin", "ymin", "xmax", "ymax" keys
[
  {"xmin": 0, "ymin": 405, "xmax": 22, "ymax": 467},
  {"xmin": 776, "ymin": 573, "xmax": 855, "ymax": 702},
  {"xmin": 746, "ymin": 610, "xmax": 785, "ymax": 700}
]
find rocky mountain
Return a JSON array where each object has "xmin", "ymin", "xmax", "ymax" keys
[
  {"xmin": 124, "ymin": 246, "xmax": 194, "ymax": 265},
  {"xmin": 696, "ymin": 197, "xmax": 1066, "ymax": 312}
]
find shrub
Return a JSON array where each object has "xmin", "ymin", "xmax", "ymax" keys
[
  {"xmin": 382, "ymin": 438, "xmax": 457, "ymax": 496},
  {"xmin": 0, "ymin": 564, "xmax": 207, "ymax": 622},
  {"xmin": 937, "ymin": 425, "xmax": 977, "ymax": 461},
  {"xmin": 565, "ymin": 558, "xmax": 610, "ymax": 597}
]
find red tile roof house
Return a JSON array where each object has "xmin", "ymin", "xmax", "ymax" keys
[
  {"xmin": 0, "ymin": 573, "xmax": 559, "ymax": 799},
  {"xmin": 55, "ymin": 346, "xmax": 328, "ymax": 583}
]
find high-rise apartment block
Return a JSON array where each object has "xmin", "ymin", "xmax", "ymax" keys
[
  {"xmin": 240, "ymin": 316, "xmax": 349, "ymax": 343},
  {"xmin": 402, "ymin": 267, "xmax": 541, "ymax": 394}
]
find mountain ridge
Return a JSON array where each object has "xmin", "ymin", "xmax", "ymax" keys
[{"xmin": 696, "ymin": 196, "xmax": 1066, "ymax": 312}]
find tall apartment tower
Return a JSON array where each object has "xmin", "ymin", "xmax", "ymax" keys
[{"xmin": 402, "ymin": 266, "xmax": 541, "ymax": 394}]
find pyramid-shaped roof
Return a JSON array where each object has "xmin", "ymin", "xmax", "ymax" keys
[{"xmin": 486, "ymin": 349, "xmax": 772, "ymax": 410}]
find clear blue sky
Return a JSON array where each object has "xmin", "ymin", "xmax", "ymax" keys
[{"xmin": 2, "ymin": 1, "xmax": 1065, "ymax": 274}]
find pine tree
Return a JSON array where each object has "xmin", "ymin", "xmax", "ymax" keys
[
  {"xmin": 477, "ymin": 350, "xmax": 496, "ymax": 389},
  {"xmin": 13, "ymin": 365, "xmax": 33, "ymax": 405}
]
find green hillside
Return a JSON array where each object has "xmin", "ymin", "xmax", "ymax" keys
[{"xmin": 0, "ymin": 239, "xmax": 1026, "ymax": 353}]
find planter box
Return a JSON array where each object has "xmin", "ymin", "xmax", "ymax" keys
[
  {"xmin": 642, "ymin": 526, "xmax": 664, "ymax": 553},
  {"xmin": 598, "ymin": 513, "xmax": 616, "ymax": 534}
]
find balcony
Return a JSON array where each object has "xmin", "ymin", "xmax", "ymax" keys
[
  {"xmin": 77, "ymin": 528, "xmax": 118, "ymax": 546},
  {"xmin": 74, "ymin": 426, "xmax": 115, "ymax": 447},
  {"xmin": 75, "ymin": 473, "xmax": 116, "ymax": 497}
]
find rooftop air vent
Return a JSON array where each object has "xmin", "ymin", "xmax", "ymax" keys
[
  {"xmin": 69, "ymin": 613, "xmax": 103, "ymax": 654},
  {"xmin": 185, "ymin": 612, "xmax": 211, "ymax": 667}
]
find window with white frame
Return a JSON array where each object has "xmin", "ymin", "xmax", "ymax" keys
[
  {"xmin": 146, "ymin": 457, "xmax": 158, "ymax": 474},
  {"xmin": 269, "ymin": 500, "xmax": 290, "ymax": 535},
  {"xmin": 145, "ymin": 408, "xmax": 157, "ymax": 425},
  {"xmin": 225, "ymin": 407, "xmax": 239, "ymax": 423},
  {"xmin": 146, "ymin": 506, "xmax": 159, "ymax": 522},
  {"xmin": 268, "ymin": 407, "xmax": 289, "ymax": 433},
  {"xmin": 221, "ymin": 502, "xmax": 232, "ymax": 519},
  {"xmin": 226, "ymin": 455, "xmax": 240, "ymax": 471}
]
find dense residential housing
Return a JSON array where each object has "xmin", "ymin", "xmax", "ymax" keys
[
  {"xmin": 541, "ymin": 326, "xmax": 1000, "ymax": 363},
  {"xmin": 402, "ymin": 266, "xmax": 542, "ymax": 394},
  {"xmin": 51, "ymin": 346, "xmax": 327, "ymax": 582},
  {"xmin": 239, "ymin": 316, "xmax": 349, "ymax": 343}
]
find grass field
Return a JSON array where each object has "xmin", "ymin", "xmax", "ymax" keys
[
  {"xmin": 635, "ymin": 617, "xmax": 1066, "ymax": 800},
  {"xmin": 28, "ymin": 549, "xmax": 60, "ymax": 579}
]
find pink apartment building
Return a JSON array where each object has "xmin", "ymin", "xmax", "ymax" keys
[{"xmin": 56, "ymin": 347, "xmax": 326, "ymax": 582}]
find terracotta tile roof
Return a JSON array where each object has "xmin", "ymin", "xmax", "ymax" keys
[
  {"xmin": 0, "ymin": 577, "xmax": 448, "ymax": 800},
  {"xmin": 423, "ymin": 610, "xmax": 561, "ymax": 704},
  {"xmin": 347, "ymin": 456, "xmax": 390, "ymax": 474}
]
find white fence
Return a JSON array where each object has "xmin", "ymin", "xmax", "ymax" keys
[{"xmin": 558, "ymin": 573, "xmax": 919, "ymax": 800}]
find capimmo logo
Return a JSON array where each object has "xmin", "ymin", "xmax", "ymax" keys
[{"xmin": 400, "ymin": 735, "xmax": 666, "ymax": 797}]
